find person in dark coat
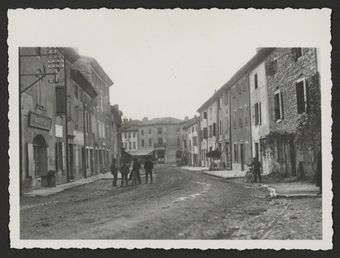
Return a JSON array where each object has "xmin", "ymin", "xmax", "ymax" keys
[
  {"xmin": 132, "ymin": 159, "xmax": 142, "ymax": 184},
  {"xmin": 316, "ymin": 152, "xmax": 322, "ymax": 194},
  {"xmin": 144, "ymin": 158, "xmax": 154, "ymax": 184},
  {"xmin": 250, "ymin": 157, "xmax": 262, "ymax": 183},
  {"xmin": 120, "ymin": 162, "xmax": 130, "ymax": 187},
  {"xmin": 111, "ymin": 159, "xmax": 118, "ymax": 187}
]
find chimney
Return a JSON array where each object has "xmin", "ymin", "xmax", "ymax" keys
[
  {"xmin": 142, "ymin": 117, "xmax": 148, "ymax": 121},
  {"xmin": 184, "ymin": 116, "xmax": 189, "ymax": 121}
]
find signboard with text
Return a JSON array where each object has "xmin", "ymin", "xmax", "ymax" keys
[{"xmin": 28, "ymin": 112, "xmax": 52, "ymax": 131}]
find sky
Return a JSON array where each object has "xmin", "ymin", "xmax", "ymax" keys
[{"xmin": 9, "ymin": 9, "xmax": 331, "ymax": 121}]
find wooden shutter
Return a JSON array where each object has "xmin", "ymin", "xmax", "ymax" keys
[
  {"xmin": 259, "ymin": 102, "xmax": 262, "ymax": 125},
  {"xmin": 280, "ymin": 92, "xmax": 284, "ymax": 119},
  {"xmin": 27, "ymin": 143, "xmax": 35, "ymax": 177},
  {"xmin": 296, "ymin": 82, "xmax": 305, "ymax": 114},
  {"xmin": 55, "ymin": 86, "xmax": 66, "ymax": 114},
  {"xmin": 55, "ymin": 142, "xmax": 58, "ymax": 171}
]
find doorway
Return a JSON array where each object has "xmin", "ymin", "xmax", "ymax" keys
[
  {"xmin": 240, "ymin": 143, "xmax": 245, "ymax": 171},
  {"xmin": 68, "ymin": 144, "xmax": 74, "ymax": 180},
  {"xmin": 32, "ymin": 135, "xmax": 48, "ymax": 176}
]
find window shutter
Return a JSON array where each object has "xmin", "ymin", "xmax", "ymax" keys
[
  {"xmin": 62, "ymin": 142, "xmax": 66, "ymax": 171},
  {"xmin": 55, "ymin": 142, "xmax": 59, "ymax": 171},
  {"xmin": 280, "ymin": 92, "xmax": 284, "ymax": 119},
  {"xmin": 251, "ymin": 105, "xmax": 255, "ymax": 124},
  {"xmin": 27, "ymin": 143, "xmax": 35, "ymax": 177},
  {"xmin": 259, "ymin": 102, "xmax": 262, "ymax": 125},
  {"xmin": 55, "ymin": 86, "xmax": 66, "ymax": 114}
]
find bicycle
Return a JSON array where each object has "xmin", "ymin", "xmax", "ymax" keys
[{"xmin": 245, "ymin": 165, "xmax": 254, "ymax": 183}]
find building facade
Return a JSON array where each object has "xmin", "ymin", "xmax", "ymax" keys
[
  {"xmin": 121, "ymin": 117, "xmax": 183, "ymax": 164},
  {"xmin": 20, "ymin": 47, "xmax": 116, "ymax": 192},
  {"xmin": 110, "ymin": 104, "xmax": 123, "ymax": 165},
  {"xmin": 198, "ymin": 95, "xmax": 219, "ymax": 167},
  {"xmin": 263, "ymin": 48, "xmax": 321, "ymax": 178},
  {"xmin": 249, "ymin": 60, "xmax": 271, "ymax": 174}
]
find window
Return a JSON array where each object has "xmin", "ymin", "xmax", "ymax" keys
[
  {"xmin": 254, "ymin": 74, "xmax": 258, "ymax": 89},
  {"xmin": 177, "ymin": 137, "xmax": 181, "ymax": 146},
  {"xmin": 128, "ymin": 132, "xmax": 131, "ymax": 138},
  {"xmin": 244, "ymin": 105, "xmax": 248, "ymax": 126},
  {"xmin": 209, "ymin": 107, "xmax": 212, "ymax": 119},
  {"xmin": 219, "ymin": 120, "xmax": 222, "ymax": 134},
  {"xmin": 209, "ymin": 125, "xmax": 212, "ymax": 137},
  {"xmin": 193, "ymin": 136, "xmax": 198, "ymax": 146},
  {"xmin": 129, "ymin": 142, "xmax": 131, "ymax": 150},
  {"xmin": 56, "ymin": 86, "xmax": 66, "ymax": 114},
  {"xmin": 133, "ymin": 132, "xmax": 136, "ymax": 138},
  {"xmin": 266, "ymin": 57, "xmax": 278, "ymax": 76},
  {"xmin": 217, "ymin": 98, "xmax": 221, "ymax": 110},
  {"xmin": 274, "ymin": 90, "xmax": 284, "ymax": 121},
  {"xmin": 158, "ymin": 137, "xmax": 163, "ymax": 144},
  {"xmin": 149, "ymin": 138, "xmax": 152, "ymax": 146},
  {"xmin": 255, "ymin": 142, "xmax": 259, "ymax": 159},
  {"xmin": 74, "ymin": 84, "xmax": 79, "ymax": 99},
  {"xmin": 35, "ymin": 69, "xmax": 46, "ymax": 108},
  {"xmin": 158, "ymin": 128, "xmax": 162, "ymax": 134},
  {"xmin": 203, "ymin": 127, "xmax": 208, "ymax": 139},
  {"xmin": 233, "ymin": 110, "xmax": 237, "ymax": 129},
  {"xmin": 292, "ymin": 48, "xmax": 303, "ymax": 60},
  {"xmin": 296, "ymin": 79, "xmax": 307, "ymax": 114},
  {"xmin": 254, "ymin": 102, "xmax": 262, "ymax": 125},
  {"xmin": 141, "ymin": 139, "xmax": 144, "ymax": 148},
  {"xmin": 74, "ymin": 106, "xmax": 79, "ymax": 128},
  {"xmin": 243, "ymin": 79, "xmax": 247, "ymax": 92},
  {"xmin": 149, "ymin": 128, "xmax": 152, "ymax": 134},
  {"xmin": 55, "ymin": 141, "xmax": 63, "ymax": 171},
  {"xmin": 133, "ymin": 142, "xmax": 136, "ymax": 149},
  {"xmin": 238, "ymin": 82, "xmax": 242, "ymax": 95},
  {"xmin": 192, "ymin": 126, "xmax": 194, "ymax": 133},
  {"xmin": 203, "ymin": 112, "xmax": 207, "ymax": 119},
  {"xmin": 213, "ymin": 123, "xmax": 216, "ymax": 137},
  {"xmin": 234, "ymin": 144, "xmax": 238, "ymax": 163},
  {"xmin": 239, "ymin": 108, "xmax": 243, "ymax": 128},
  {"xmin": 141, "ymin": 129, "xmax": 144, "ymax": 135}
]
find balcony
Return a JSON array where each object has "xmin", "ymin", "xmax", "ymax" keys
[{"xmin": 154, "ymin": 143, "xmax": 166, "ymax": 150}]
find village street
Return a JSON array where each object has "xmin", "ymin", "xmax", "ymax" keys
[{"xmin": 20, "ymin": 165, "xmax": 322, "ymax": 240}]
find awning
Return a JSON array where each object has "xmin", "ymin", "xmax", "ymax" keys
[{"xmin": 127, "ymin": 148, "xmax": 154, "ymax": 157}]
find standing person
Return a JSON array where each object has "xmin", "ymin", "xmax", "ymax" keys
[
  {"xmin": 120, "ymin": 162, "xmax": 129, "ymax": 187},
  {"xmin": 250, "ymin": 157, "xmax": 262, "ymax": 183},
  {"xmin": 132, "ymin": 159, "xmax": 142, "ymax": 184},
  {"xmin": 144, "ymin": 158, "xmax": 154, "ymax": 184},
  {"xmin": 111, "ymin": 159, "xmax": 118, "ymax": 187}
]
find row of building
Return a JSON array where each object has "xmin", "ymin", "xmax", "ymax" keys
[
  {"xmin": 121, "ymin": 117, "xmax": 183, "ymax": 164},
  {"xmin": 179, "ymin": 48, "xmax": 321, "ymax": 178},
  {"xmin": 20, "ymin": 47, "xmax": 123, "ymax": 192}
]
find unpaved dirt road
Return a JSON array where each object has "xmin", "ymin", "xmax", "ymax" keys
[{"xmin": 20, "ymin": 165, "xmax": 321, "ymax": 239}]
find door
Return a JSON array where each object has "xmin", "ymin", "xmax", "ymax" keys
[
  {"xmin": 240, "ymin": 143, "xmax": 245, "ymax": 171},
  {"xmin": 68, "ymin": 144, "xmax": 74, "ymax": 180}
]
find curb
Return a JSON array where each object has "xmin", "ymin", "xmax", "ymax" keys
[
  {"xmin": 202, "ymin": 171, "xmax": 245, "ymax": 180},
  {"xmin": 259, "ymin": 184, "xmax": 321, "ymax": 199},
  {"xmin": 23, "ymin": 172, "xmax": 112, "ymax": 197}
]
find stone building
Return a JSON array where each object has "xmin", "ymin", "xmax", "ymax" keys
[
  {"xmin": 121, "ymin": 119, "xmax": 141, "ymax": 153},
  {"xmin": 181, "ymin": 116, "xmax": 200, "ymax": 166},
  {"xmin": 20, "ymin": 47, "xmax": 116, "ymax": 192},
  {"xmin": 121, "ymin": 117, "xmax": 183, "ymax": 164},
  {"xmin": 263, "ymin": 48, "xmax": 321, "ymax": 178},
  {"xmin": 197, "ymin": 94, "xmax": 219, "ymax": 167}
]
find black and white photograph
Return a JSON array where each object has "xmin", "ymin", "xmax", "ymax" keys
[{"xmin": 8, "ymin": 9, "xmax": 332, "ymax": 249}]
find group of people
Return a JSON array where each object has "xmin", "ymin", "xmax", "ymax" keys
[{"xmin": 110, "ymin": 158, "xmax": 154, "ymax": 187}]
